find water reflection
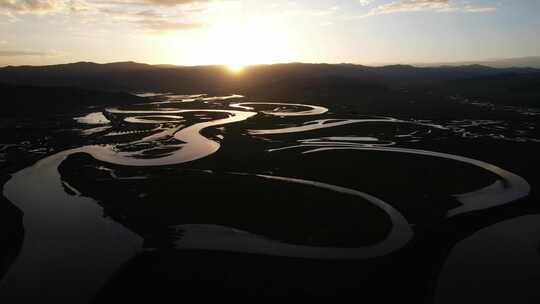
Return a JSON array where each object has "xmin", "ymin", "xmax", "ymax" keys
[
  {"xmin": 74, "ymin": 112, "xmax": 111, "ymax": 125},
  {"xmin": 230, "ymin": 102, "xmax": 328, "ymax": 116},
  {"xmin": 1, "ymin": 150, "xmax": 142, "ymax": 301}
]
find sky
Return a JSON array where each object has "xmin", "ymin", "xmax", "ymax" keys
[{"xmin": 1, "ymin": 0, "xmax": 540, "ymax": 67}]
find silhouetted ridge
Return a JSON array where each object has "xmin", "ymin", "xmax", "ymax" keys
[
  {"xmin": 0, "ymin": 82, "xmax": 145, "ymax": 116},
  {"xmin": 1, "ymin": 61, "xmax": 539, "ymax": 106}
]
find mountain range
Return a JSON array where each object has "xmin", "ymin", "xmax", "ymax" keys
[
  {"xmin": 0, "ymin": 61, "xmax": 538, "ymax": 93},
  {"xmin": 417, "ymin": 56, "xmax": 540, "ymax": 69},
  {"xmin": 1, "ymin": 61, "xmax": 539, "ymax": 115}
]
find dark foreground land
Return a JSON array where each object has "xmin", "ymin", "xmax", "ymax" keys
[{"xmin": 0, "ymin": 62, "xmax": 540, "ymax": 302}]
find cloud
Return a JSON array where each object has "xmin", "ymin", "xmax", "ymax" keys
[
  {"xmin": 142, "ymin": 0, "xmax": 207, "ymax": 5},
  {"xmin": 0, "ymin": 0, "xmax": 64, "ymax": 13},
  {"xmin": 134, "ymin": 9, "xmax": 159, "ymax": 17},
  {"xmin": 98, "ymin": 4, "xmax": 205, "ymax": 32},
  {"xmin": 91, "ymin": 0, "xmax": 211, "ymax": 32},
  {"xmin": 133, "ymin": 18, "xmax": 202, "ymax": 32},
  {"xmin": 0, "ymin": 0, "xmax": 209, "ymax": 33},
  {"xmin": 362, "ymin": 0, "xmax": 496, "ymax": 17},
  {"xmin": 0, "ymin": 0, "xmax": 206, "ymax": 15},
  {"xmin": 366, "ymin": 0, "xmax": 452, "ymax": 16},
  {"xmin": 0, "ymin": 50, "xmax": 49, "ymax": 56},
  {"xmin": 95, "ymin": 0, "xmax": 207, "ymax": 6},
  {"xmin": 69, "ymin": 0, "xmax": 93, "ymax": 12},
  {"xmin": 464, "ymin": 5, "xmax": 497, "ymax": 13},
  {"xmin": 0, "ymin": 0, "xmax": 95, "ymax": 15},
  {"xmin": 0, "ymin": 0, "xmax": 52, "ymax": 11},
  {"xmin": 311, "ymin": 5, "xmax": 340, "ymax": 16},
  {"xmin": 359, "ymin": 0, "xmax": 373, "ymax": 6}
]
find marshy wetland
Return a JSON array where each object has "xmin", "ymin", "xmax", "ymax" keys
[{"xmin": 1, "ymin": 91, "xmax": 540, "ymax": 302}]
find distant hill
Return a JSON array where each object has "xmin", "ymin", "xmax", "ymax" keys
[
  {"xmin": 0, "ymin": 82, "xmax": 145, "ymax": 116},
  {"xmin": 0, "ymin": 61, "xmax": 537, "ymax": 95},
  {"xmin": 1, "ymin": 61, "xmax": 539, "ymax": 110},
  {"xmin": 0, "ymin": 61, "xmax": 246, "ymax": 93},
  {"xmin": 447, "ymin": 71, "xmax": 540, "ymax": 107},
  {"xmin": 419, "ymin": 56, "xmax": 540, "ymax": 69}
]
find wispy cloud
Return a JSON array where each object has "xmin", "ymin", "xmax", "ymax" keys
[
  {"xmin": 89, "ymin": 0, "xmax": 207, "ymax": 8},
  {"xmin": 93, "ymin": 0, "xmax": 210, "ymax": 33},
  {"xmin": 464, "ymin": 5, "xmax": 497, "ymax": 13},
  {"xmin": 133, "ymin": 18, "xmax": 203, "ymax": 32},
  {"xmin": 0, "ymin": 0, "xmax": 64, "ymax": 14},
  {"xmin": 1, "ymin": 0, "xmax": 209, "ymax": 32},
  {"xmin": 359, "ymin": 0, "xmax": 373, "ymax": 6},
  {"xmin": 129, "ymin": 0, "xmax": 207, "ymax": 6},
  {"xmin": 69, "ymin": 0, "xmax": 93, "ymax": 12},
  {"xmin": 0, "ymin": 0, "xmax": 208, "ymax": 15},
  {"xmin": 0, "ymin": 0, "xmax": 96, "ymax": 16},
  {"xmin": 0, "ymin": 50, "xmax": 50, "ymax": 56},
  {"xmin": 361, "ymin": 0, "xmax": 497, "ymax": 17},
  {"xmin": 97, "ymin": 4, "xmax": 205, "ymax": 33}
]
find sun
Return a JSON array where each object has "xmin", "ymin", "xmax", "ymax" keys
[
  {"xmin": 195, "ymin": 15, "xmax": 292, "ymax": 69},
  {"xmin": 227, "ymin": 62, "xmax": 245, "ymax": 72}
]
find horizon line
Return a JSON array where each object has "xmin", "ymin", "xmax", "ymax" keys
[{"xmin": 2, "ymin": 56, "xmax": 540, "ymax": 69}]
